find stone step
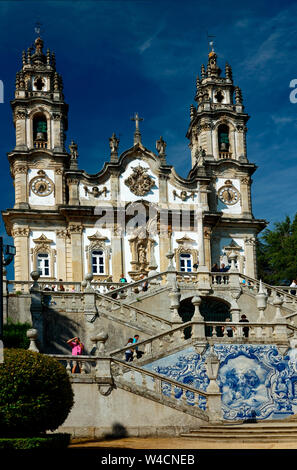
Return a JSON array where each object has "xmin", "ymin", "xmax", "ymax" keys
[
  {"xmin": 180, "ymin": 433, "xmax": 297, "ymax": 442},
  {"xmin": 180, "ymin": 422, "xmax": 297, "ymax": 441}
]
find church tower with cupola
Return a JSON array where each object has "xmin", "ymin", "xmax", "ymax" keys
[
  {"xmin": 9, "ymin": 35, "xmax": 69, "ymax": 210},
  {"xmin": 187, "ymin": 45, "xmax": 248, "ymax": 167}
]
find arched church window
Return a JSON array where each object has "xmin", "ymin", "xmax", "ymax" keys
[
  {"xmin": 218, "ymin": 124, "xmax": 230, "ymax": 151},
  {"xmin": 179, "ymin": 253, "xmax": 193, "ymax": 272},
  {"xmin": 37, "ymin": 253, "xmax": 50, "ymax": 277},
  {"xmin": 92, "ymin": 250, "xmax": 105, "ymax": 275}
]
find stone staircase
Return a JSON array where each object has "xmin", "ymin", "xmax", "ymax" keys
[{"xmin": 180, "ymin": 420, "xmax": 297, "ymax": 442}]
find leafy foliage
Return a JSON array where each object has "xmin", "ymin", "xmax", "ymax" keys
[
  {"xmin": 257, "ymin": 214, "xmax": 297, "ymax": 285},
  {"xmin": 3, "ymin": 320, "xmax": 31, "ymax": 349},
  {"xmin": 0, "ymin": 433, "xmax": 70, "ymax": 449},
  {"xmin": 0, "ymin": 349, "xmax": 74, "ymax": 437}
]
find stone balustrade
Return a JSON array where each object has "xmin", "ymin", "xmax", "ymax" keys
[
  {"xmin": 47, "ymin": 353, "xmax": 215, "ymax": 421},
  {"xmin": 240, "ymin": 274, "xmax": 297, "ymax": 309}
]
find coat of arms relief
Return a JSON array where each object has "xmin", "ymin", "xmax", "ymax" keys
[{"xmin": 124, "ymin": 165, "xmax": 155, "ymax": 196}]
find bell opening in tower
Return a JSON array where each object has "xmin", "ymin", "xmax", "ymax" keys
[
  {"xmin": 218, "ymin": 124, "xmax": 231, "ymax": 159},
  {"xmin": 33, "ymin": 115, "xmax": 48, "ymax": 149}
]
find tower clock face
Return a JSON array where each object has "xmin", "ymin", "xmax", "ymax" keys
[
  {"xmin": 218, "ymin": 185, "xmax": 240, "ymax": 205},
  {"xmin": 30, "ymin": 175, "xmax": 54, "ymax": 197}
]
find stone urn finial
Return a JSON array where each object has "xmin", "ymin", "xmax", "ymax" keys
[
  {"xmin": 26, "ymin": 328, "xmax": 39, "ymax": 352},
  {"xmin": 84, "ymin": 273, "xmax": 94, "ymax": 292},
  {"xmin": 91, "ymin": 331, "xmax": 109, "ymax": 355},
  {"xmin": 30, "ymin": 270, "xmax": 41, "ymax": 290}
]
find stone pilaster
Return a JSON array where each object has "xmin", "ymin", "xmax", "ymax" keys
[
  {"xmin": 55, "ymin": 169, "xmax": 64, "ymax": 205},
  {"xmin": 111, "ymin": 225, "xmax": 124, "ymax": 281},
  {"xmin": 204, "ymin": 227, "xmax": 212, "ymax": 270},
  {"xmin": 56, "ymin": 229, "xmax": 68, "ymax": 281},
  {"xmin": 240, "ymin": 176, "xmax": 252, "ymax": 217},
  {"xmin": 12, "ymin": 226, "xmax": 30, "ymax": 281},
  {"xmin": 14, "ymin": 165, "xmax": 28, "ymax": 208},
  {"xmin": 244, "ymin": 236, "xmax": 257, "ymax": 278},
  {"xmin": 68, "ymin": 223, "xmax": 84, "ymax": 282},
  {"xmin": 159, "ymin": 226, "xmax": 172, "ymax": 272},
  {"xmin": 67, "ymin": 177, "xmax": 80, "ymax": 205}
]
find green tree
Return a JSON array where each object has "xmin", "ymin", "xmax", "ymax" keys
[
  {"xmin": 257, "ymin": 214, "xmax": 297, "ymax": 285},
  {"xmin": 0, "ymin": 349, "xmax": 74, "ymax": 437}
]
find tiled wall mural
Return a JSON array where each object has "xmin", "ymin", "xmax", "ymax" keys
[{"xmin": 144, "ymin": 345, "xmax": 297, "ymax": 420}]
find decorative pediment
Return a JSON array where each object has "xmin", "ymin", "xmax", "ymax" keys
[
  {"xmin": 87, "ymin": 231, "xmax": 109, "ymax": 242},
  {"xmin": 223, "ymin": 240, "xmax": 242, "ymax": 252},
  {"xmin": 176, "ymin": 235, "xmax": 196, "ymax": 246},
  {"xmin": 33, "ymin": 234, "xmax": 53, "ymax": 244},
  {"xmin": 124, "ymin": 165, "xmax": 155, "ymax": 196}
]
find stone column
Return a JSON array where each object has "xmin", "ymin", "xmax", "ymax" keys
[
  {"xmin": 69, "ymin": 223, "xmax": 84, "ymax": 282},
  {"xmin": 12, "ymin": 226, "xmax": 30, "ymax": 282},
  {"xmin": 56, "ymin": 229, "xmax": 68, "ymax": 281}
]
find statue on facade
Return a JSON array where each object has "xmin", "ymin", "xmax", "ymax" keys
[{"xmin": 156, "ymin": 136, "xmax": 166, "ymax": 158}]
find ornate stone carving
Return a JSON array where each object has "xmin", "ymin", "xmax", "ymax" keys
[
  {"xmin": 12, "ymin": 227, "xmax": 30, "ymax": 237},
  {"xmin": 128, "ymin": 229, "xmax": 156, "ymax": 279},
  {"xmin": 83, "ymin": 185, "xmax": 108, "ymax": 198},
  {"xmin": 55, "ymin": 168, "xmax": 64, "ymax": 175},
  {"xmin": 14, "ymin": 166, "xmax": 28, "ymax": 174},
  {"xmin": 240, "ymin": 176, "xmax": 251, "ymax": 185},
  {"xmin": 31, "ymin": 233, "xmax": 56, "ymax": 277},
  {"xmin": 124, "ymin": 165, "xmax": 155, "ymax": 196},
  {"xmin": 56, "ymin": 229, "xmax": 68, "ymax": 239},
  {"xmin": 173, "ymin": 189, "xmax": 195, "ymax": 202},
  {"xmin": 174, "ymin": 235, "xmax": 198, "ymax": 271},
  {"xmin": 68, "ymin": 224, "xmax": 84, "ymax": 234}
]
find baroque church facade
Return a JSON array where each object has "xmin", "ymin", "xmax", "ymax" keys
[{"xmin": 2, "ymin": 37, "xmax": 266, "ymax": 284}]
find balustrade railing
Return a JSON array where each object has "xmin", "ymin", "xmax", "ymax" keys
[
  {"xmin": 47, "ymin": 354, "xmax": 210, "ymax": 418},
  {"xmin": 240, "ymin": 274, "xmax": 297, "ymax": 308}
]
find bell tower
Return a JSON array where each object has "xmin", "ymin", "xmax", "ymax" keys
[
  {"xmin": 9, "ymin": 34, "xmax": 69, "ymax": 209},
  {"xmin": 187, "ymin": 46, "xmax": 249, "ymax": 167}
]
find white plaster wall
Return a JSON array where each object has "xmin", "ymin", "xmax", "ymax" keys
[
  {"xmin": 216, "ymin": 177, "xmax": 241, "ymax": 215},
  {"xmin": 28, "ymin": 168, "xmax": 56, "ymax": 206},
  {"xmin": 119, "ymin": 159, "xmax": 159, "ymax": 203}
]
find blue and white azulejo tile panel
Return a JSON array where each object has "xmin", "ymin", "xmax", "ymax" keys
[{"xmin": 143, "ymin": 344, "xmax": 297, "ymax": 420}]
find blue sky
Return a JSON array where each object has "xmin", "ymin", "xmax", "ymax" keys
[{"xmin": 1, "ymin": 0, "xmax": 297, "ymax": 256}]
